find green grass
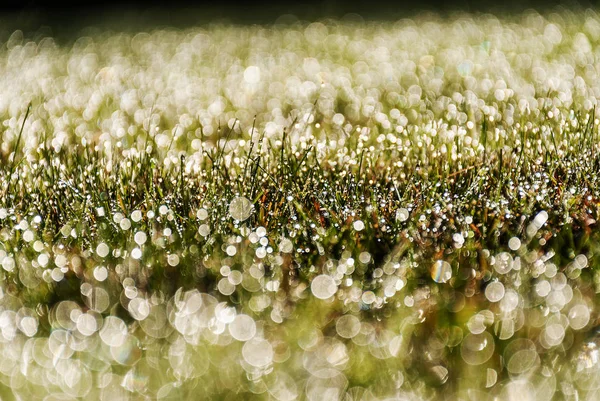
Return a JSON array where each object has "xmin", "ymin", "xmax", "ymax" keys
[{"xmin": 1, "ymin": 11, "xmax": 600, "ymax": 400}]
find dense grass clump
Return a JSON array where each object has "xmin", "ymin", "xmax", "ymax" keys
[{"xmin": 2, "ymin": 11, "xmax": 600, "ymax": 400}]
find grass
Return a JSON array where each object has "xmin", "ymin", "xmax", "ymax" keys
[{"xmin": 1, "ymin": 10, "xmax": 600, "ymax": 400}]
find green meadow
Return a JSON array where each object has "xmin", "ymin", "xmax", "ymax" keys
[{"xmin": 1, "ymin": 10, "xmax": 600, "ymax": 400}]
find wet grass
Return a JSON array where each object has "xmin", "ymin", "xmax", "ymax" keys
[{"xmin": 1, "ymin": 12, "xmax": 600, "ymax": 400}]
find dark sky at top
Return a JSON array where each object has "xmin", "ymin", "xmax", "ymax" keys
[{"xmin": 0, "ymin": 0, "xmax": 595, "ymax": 39}]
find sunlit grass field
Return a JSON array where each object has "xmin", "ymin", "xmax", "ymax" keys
[{"xmin": 2, "ymin": 10, "xmax": 600, "ymax": 400}]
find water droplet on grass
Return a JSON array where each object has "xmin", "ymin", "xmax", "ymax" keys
[
  {"xmin": 1, "ymin": 256, "xmax": 15, "ymax": 272},
  {"xmin": 167, "ymin": 254, "xmax": 179, "ymax": 266},
  {"xmin": 99, "ymin": 316, "xmax": 127, "ymax": 347},
  {"xmin": 131, "ymin": 248, "xmax": 142, "ymax": 259},
  {"xmin": 311, "ymin": 275, "xmax": 337, "ymax": 299},
  {"xmin": 361, "ymin": 291, "xmax": 376, "ymax": 304},
  {"xmin": 229, "ymin": 314, "xmax": 256, "ymax": 341},
  {"xmin": 96, "ymin": 243, "xmax": 109, "ymax": 258},
  {"xmin": 229, "ymin": 196, "xmax": 253, "ymax": 222},
  {"xmin": 128, "ymin": 298, "xmax": 150, "ymax": 321},
  {"xmin": 508, "ymin": 237, "xmax": 521, "ymax": 251},
  {"xmin": 543, "ymin": 323, "xmax": 565, "ymax": 347},
  {"xmin": 504, "ymin": 339, "xmax": 538, "ymax": 374},
  {"xmin": 430, "ymin": 365, "xmax": 449, "ymax": 384},
  {"xmin": 198, "ymin": 224, "xmax": 210, "ymax": 237},
  {"xmin": 453, "ymin": 233, "xmax": 465, "ymax": 246},
  {"xmin": 134, "ymin": 231, "xmax": 147, "ymax": 245},
  {"xmin": 461, "ymin": 332, "xmax": 494, "ymax": 365},
  {"xmin": 535, "ymin": 280, "xmax": 551, "ymax": 297},
  {"xmin": 131, "ymin": 210, "xmax": 142, "ymax": 222},
  {"xmin": 244, "ymin": 66, "xmax": 261, "ymax": 84},
  {"xmin": 218, "ymin": 278, "xmax": 236, "ymax": 295},
  {"xmin": 84, "ymin": 287, "xmax": 110, "ymax": 313},
  {"xmin": 396, "ymin": 208, "xmax": 409, "ymax": 222},
  {"xmin": 93, "ymin": 266, "xmax": 108, "ymax": 281},
  {"xmin": 18, "ymin": 315, "xmax": 38, "ymax": 337},
  {"xmin": 279, "ymin": 238, "xmax": 293, "ymax": 253},
  {"xmin": 431, "ymin": 260, "xmax": 452, "ymax": 283},
  {"xmin": 353, "ymin": 220, "xmax": 365, "ymax": 231},
  {"xmin": 226, "ymin": 245, "xmax": 237, "ymax": 256},
  {"xmin": 76, "ymin": 313, "xmax": 97, "ymax": 336},
  {"xmin": 486, "ymin": 368, "xmax": 497, "ymax": 387},
  {"xmin": 569, "ymin": 304, "xmax": 590, "ymax": 330},
  {"xmin": 494, "ymin": 252, "xmax": 513, "ymax": 274},
  {"xmin": 485, "ymin": 281, "xmax": 505, "ymax": 302},
  {"xmin": 196, "ymin": 208, "xmax": 208, "ymax": 220},
  {"xmin": 110, "ymin": 334, "xmax": 142, "ymax": 366},
  {"xmin": 507, "ymin": 349, "xmax": 539, "ymax": 374},
  {"xmin": 336, "ymin": 315, "xmax": 361, "ymax": 339},
  {"xmin": 359, "ymin": 252, "xmax": 371, "ymax": 264}
]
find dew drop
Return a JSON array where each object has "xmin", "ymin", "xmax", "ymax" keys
[
  {"xmin": 279, "ymin": 238, "xmax": 293, "ymax": 253},
  {"xmin": 353, "ymin": 220, "xmax": 365, "ymax": 231},
  {"xmin": 131, "ymin": 210, "xmax": 142, "ymax": 222},
  {"xmin": 395, "ymin": 208, "xmax": 409, "ymax": 222},
  {"xmin": 486, "ymin": 368, "xmax": 497, "ymax": 388},
  {"xmin": 508, "ymin": 237, "xmax": 521, "ymax": 251},
  {"xmin": 311, "ymin": 275, "xmax": 337, "ymax": 299},
  {"xmin": 93, "ymin": 266, "xmax": 108, "ymax": 282},
  {"xmin": 99, "ymin": 316, "xmax": 127, "ymax": 347},
  {"xmin": 336, "ymin": 315, "xmax": 361, "ymax": 339},
  {"xmin": 568, "ymin": 304, "xmax": 590, "ymax": 330},
  {"xmin": 229, "ymin": 196, "xmax": 253, "ymax": 222},
  {"xmin": 229, "ymin": 314, "xmax": 256, "ymax": 341},
  {"xmin": 134, "ymin": 231, "xmax": 147, "ymax": 245},
  {"xmin": 431, "ymin": 260, "xmax": 452, "ymax": 283},
  {"xmin": 485, "ymin": 281, "xmax": 505, "ymax": 303},
  {"xmin": 76, "ymin": 313, "xmax": 98, "ymax": 336},
  {"xmin": 197, "ymin": 208, "xmax": 209, "ymax": 220},
  {"xmin": 131, "ymin": 248, "xmax": 142, "ymax": 260},
  {"xmin": 461, "ymin": 332, "xmax": 495, "ymax": 365},
  {"xmin": 494, "ymin": 252, "xmax": 513, "ymax": 274},
  {"xmin": 244, "ymin": 66, "xmax": 261, "ymax": 84},
  {"xmin": 96, "ymin": 243, "xmax": 109, "ymax": 258}
]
